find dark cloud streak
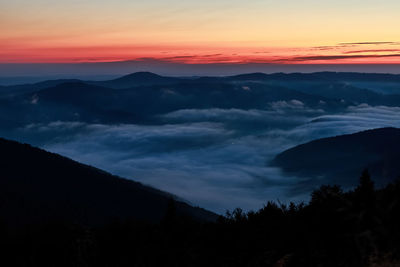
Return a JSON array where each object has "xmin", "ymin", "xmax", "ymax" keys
[
  {"xmin": 338, "ymin": 42, "xmax": 399, "ymax": 45},
  {"xmin": 344, "ymin": 49, "xmax": 400, "ymax": 54},
  {"xmin": 285, "ymin": 53, "xmax": 400, "ymax": 62}
]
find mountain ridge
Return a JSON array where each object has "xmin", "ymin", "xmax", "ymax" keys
[
  {"xmin": 3, "ymin": 71, "xmax": 400, "ymax": 90},
  {"xmin": 273, "ymin": 127, "xmax": 400, "ymax": 190},
  {"xmin": 0, "ymin": 137, "xmax": 218, "ymax": 225}
]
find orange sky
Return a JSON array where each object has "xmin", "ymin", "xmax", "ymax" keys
[{"xmin": 1, "ymin": 0, "xmax": 400, "ymax": 64}]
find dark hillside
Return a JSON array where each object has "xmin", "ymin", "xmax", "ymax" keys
[{"xmin": 0, "ymin": 138, "xmax": 217, "ymax": 226}]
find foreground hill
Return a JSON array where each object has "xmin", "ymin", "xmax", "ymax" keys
[
  {"xmin": 2, "ymin": 169, "xmax": 400, "ymax": 266},
  {"xmin": 273, "ymin": 127, "xmax": 400, "ymax": 189},
  {"xmin": 0, "ymin": 138, "xmax": 217, "ymax": 225}
]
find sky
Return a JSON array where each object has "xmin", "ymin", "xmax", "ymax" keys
[{"xmin": 1, "ymin": 0, "xmax": 400, "ymax": 65}]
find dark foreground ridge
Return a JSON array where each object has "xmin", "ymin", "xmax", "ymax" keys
[
  {"xmin": 0, "ymin": 137, "xmax": 217, "ymax": 226},
  {"xmin": 1, "ymin": 139, "xmax": 400, "ymax": 266},
  {"xmin": 273, "ymin": 127, "xmax": 400, "ymax": 189}
]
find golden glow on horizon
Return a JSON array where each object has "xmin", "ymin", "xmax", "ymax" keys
[{"xmin": 1, "ymin": 0, "xmax": 399, "ymax": 64}]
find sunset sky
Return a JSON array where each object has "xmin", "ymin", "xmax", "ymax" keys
[{"xmin": 1, "ymin": 0, "xmax": 400, "ymax": 64}]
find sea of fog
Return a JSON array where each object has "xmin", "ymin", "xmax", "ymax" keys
[{"xmin": 4, "ymin": 103, "xmax": 400, "ymax": 213}]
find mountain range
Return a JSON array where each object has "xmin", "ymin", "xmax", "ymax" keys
[
  {"xmin": 2, "ymin": 71, "xmax": 400, "ymax": 129},
  {"xmin": 1, "ymin": 71, "xmax": 400, "ymax": 214}
]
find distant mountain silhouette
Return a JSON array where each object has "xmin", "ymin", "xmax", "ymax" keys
[
  {"xmin": 37, "ymin": 82, "xmax": 113, "ymax": 99},
  {"xmin": 271, "ymin": 81, "xmax": 400, "ymax": 106},
  {"xmin": 0, "ymin": 72, "xmax": 182, "ymax": 94},
  {"xmin": 227, "ymin": 72, "xmax": 400, "ymax": 82},
  {"xmin": 6, "ymin": 82, "xmax": 137, "ymax": 125},
  {"xmin": 0, "ymin": 79, "xmax": 83, "ymax": 96},
  {"xmin": 273, "ymin": 127, "xmax": 400, "ymax": 190},
  {"xmin": 0, "ymin": 80, "xmax": 342, "ymax": 127},
  {"xmin": 0, "ymin": 138, "xmax": 217, "ymax": 226},
  {"xmin": 226, "ymin": 72, "xmax": 400, "ymax": 97},
  {"xmin": 4, "ymin": 71, "xmax": 400, "ymax": 93},
  {"xmin": 93, "ymin": 72, "xmax": 182, "ymax": 88},
  {"xmin": 228, "ymin": 72, "xmax": 270, "ymax": 81},
  {"xmin": 1, "ymin": 71, "xmax": 400, "ymax": 129}
]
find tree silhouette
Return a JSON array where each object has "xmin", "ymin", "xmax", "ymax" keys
[
  {"xmin": 355, "ymin": 169, "xmax": 375, "ymax": 208},
  {"xmin": 3, "ymin": 170, "xmax": 400, "ymax": 266}
]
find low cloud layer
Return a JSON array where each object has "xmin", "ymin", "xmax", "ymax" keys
[{"xmin": 4, "ymin": 104, "xmax": 400, "ymax": 213}]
